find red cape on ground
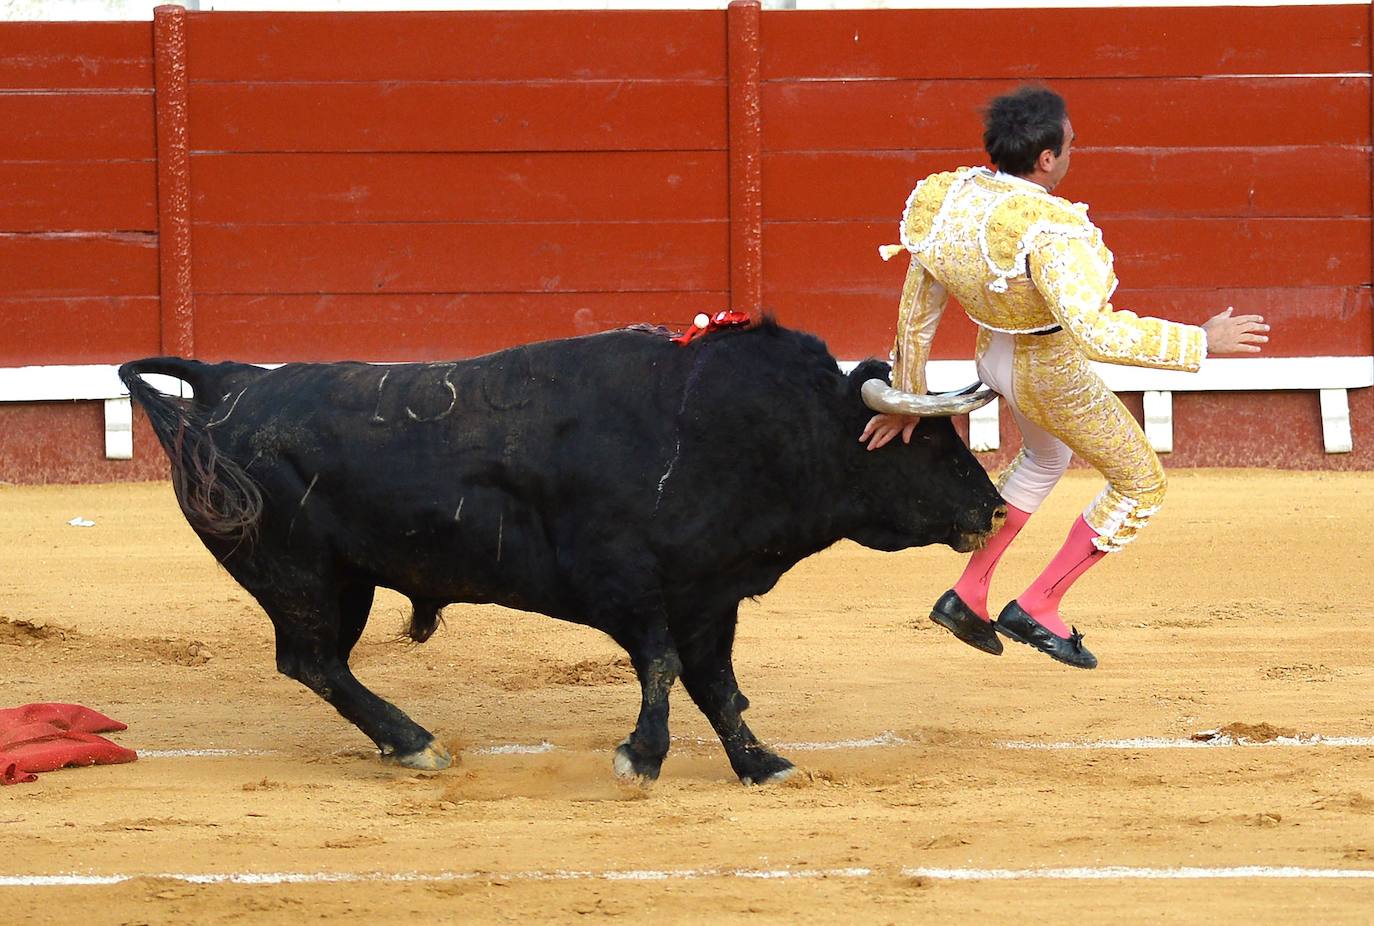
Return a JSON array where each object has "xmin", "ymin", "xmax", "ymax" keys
[{"xmin": 0, "ymin": 703, "xmax": 137, "ymax": 785}]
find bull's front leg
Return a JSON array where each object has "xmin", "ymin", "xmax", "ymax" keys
[
  {"xmin": 608, "ymin": 621, "xmax": 680, "ymax": 781},
  {"xmin": 672, "ymin": 616, "xmax": 794, "ymax": 786}
]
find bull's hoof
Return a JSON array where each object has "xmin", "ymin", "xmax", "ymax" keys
[
  {"xmin": 392, "ymin": 741, "xmax": 453, "ymax": 771},
  {"xmin": 747, "ymin": 765, "xmax": 797, "ymax": 786},
  {"xmin": 738, "ymin": 753, "xmax": 795, "ymax": 786},
  {"xmin": 612, "ymin": 738, "xmax": 662, "ymax": 783}
]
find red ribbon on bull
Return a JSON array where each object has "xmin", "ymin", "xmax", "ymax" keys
[{"xmin": 671, "ymin": 310, "xmax": 752, "ymax": 345}]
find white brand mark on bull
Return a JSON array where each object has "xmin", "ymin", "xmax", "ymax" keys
[
  {"xmin": 288, "ymin": 474, "xmax": 320, "ymax": 539},
  {"xmin": 371, "ymin": 371, "xmax": 390, "ymax": 423},
  {"xmin": 299, "ymin": 475, "xmax": 318, "ymax": 509},
  {"xmin": 405, "ymin": 368, "xmax": 458, "ymax": 422},
  {"xmin": 655, "ymin": 440, "xmax": 681, "ymax": 511},
  {"xmin": 206, "ymin": 387, "xmax": 248, "ymax": 430}
]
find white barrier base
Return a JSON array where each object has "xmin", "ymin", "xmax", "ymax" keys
[{"xmin": 1, "ymin": 356, "xmax": 1370, "ymax": 459}]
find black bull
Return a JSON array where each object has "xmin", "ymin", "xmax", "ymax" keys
[{"xmin": 120, "ymin": 320, "xmax": 1004, "ymax": 784}]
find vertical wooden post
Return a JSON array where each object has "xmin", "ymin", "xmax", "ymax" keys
[
  {"xmin": 154, "ymin": 3, "xmax": 194, "ymax": 357},
  {"xmin": 727, "ymin": 0, "xmax": 763, "ymax": 316}
]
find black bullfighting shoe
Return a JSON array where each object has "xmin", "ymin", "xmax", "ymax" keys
[
  {"xmin": 994, "ymin": 601, "xmax": 1097, "ymax": 669},
  {"xmin": 929, "ymin": 590, "xmax": 1003, "ymax": 656}
]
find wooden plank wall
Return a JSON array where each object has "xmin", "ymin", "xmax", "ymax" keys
[
  {"xmin": 0, "ymin": 22, "xmax": 159, "ymax": 366},
  {"xmin": 1, "ymin": 6, "xmax": 1372, "ymax": 479},
  {"xmin": 760, "ymin": 5, "xmax": 1373, "ymax": 361},
  {"xmin": 183, "ymin": 11, "xmax": 730, "ymax": 362},
  {"xmin": 2, "ymin": 7, "xmax": 1369, "ymax": 367}
]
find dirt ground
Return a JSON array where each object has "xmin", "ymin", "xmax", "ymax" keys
[{"xmin": 2, "ymin": 471, "xmax": 1373, "ymax": 924}]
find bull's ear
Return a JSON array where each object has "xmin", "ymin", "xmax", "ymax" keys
[{"xmin": 846, "ymin": 359, "xmax": 891, "ymax": 396}]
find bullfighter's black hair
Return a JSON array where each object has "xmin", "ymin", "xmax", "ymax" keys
[{"xmin": 983, "ymin": 84, "xmax": 1067, "ymax": 176}]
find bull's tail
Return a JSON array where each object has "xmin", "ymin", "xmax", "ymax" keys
[{"xmin": 118, "ymin": 357, "xmax": 264, "ymax": 545}]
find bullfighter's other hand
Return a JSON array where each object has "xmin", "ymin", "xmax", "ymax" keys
[
  {"xmin": 1202, "ymin": 307, "xmax": 1269, "ymax": 354},
  {"xmin": 860, "ymin": 413, "xmax": 919, "ymax": 451}
]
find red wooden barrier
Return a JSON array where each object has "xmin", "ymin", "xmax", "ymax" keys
[
  {"xmin": 0, "ymin": 4, "xmax": 1370, "ymax": 482},
  {"xmin": 0, "ymin": 21, "xmax": 151, "ymax": 88},
  {"xmin": 192, "ymin": 222, "xmax": 728, "ymax": 294},
  {"xmin": 760, "ymin": 6, "xmax": 1369, "ymax": 79},
  {"xmin": 193, "ymin": 292, "xmax": 727, "ymax": 364},
  {"xmin": 765, "ymin": 148, "xmax": 1372, "ymax": 222},
  {"xmin": 178, "ymin": 8, "xmax": 731, "ymax": 363},
  {"xmin": 154, "ymin": 3, "xmax": 193, "ymax": 357},
  {"xmin": 760, "ymin": 6, "xmax": 1372, "ymax": 370},
  {"xmin": 192, "ymin": 152, "xmax": 726, "ymax": 225},
  {"xmin": 185, "ymin": 10, "xmax": 725, "ymax": 81},
  {"xmin": 728, "ymin": 0, "xmax": 763, "ymax": 315},
  {"xmin": 0, "ymin": 19, "xmax": 158, "ymax": 372}
]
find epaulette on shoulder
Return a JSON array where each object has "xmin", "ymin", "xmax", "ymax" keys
[
  {"xmin": 899, "ymin": 167, "xmax": 976, "ymax": 252},
  {"xmin": 984, "ymin": 191, "xmax": 1097, "ymax": 279},
  {"xmin": 999, "ymin": 190, "xmax": 1090, "ymax": 230}
]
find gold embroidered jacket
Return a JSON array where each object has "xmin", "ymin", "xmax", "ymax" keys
[{"xmin": 884, "ymin": 167, "xmax": 1206, "ymax": 395}]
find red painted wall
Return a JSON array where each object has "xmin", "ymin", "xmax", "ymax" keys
[
  {"xmin": 759, "ymin": 6, "xmax": 1372, "ymax": 362},
  {"xmin": 0, "ymin": 5, "xmax": 1370, "ymax": 482},
  {"xmin": 0, "ymin": 22, "xmax": 160, "ymax": 367},
  {"xmin": 184, "ymin": 10, "xmax": 731, "ymax": 363}
]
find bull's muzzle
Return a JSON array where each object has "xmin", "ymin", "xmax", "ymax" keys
[
  {"xmin": 861, "ymin": 380, "xmax": 998, "ymax": 417},
  {"xmin": 957, "ymin": 505, "xmax": 1008, "ymax": 553}
]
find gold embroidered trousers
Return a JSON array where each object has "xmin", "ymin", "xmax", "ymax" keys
[{"xmin": 978, "ymin": 328, "xmax": 1166, "ymax": 553}]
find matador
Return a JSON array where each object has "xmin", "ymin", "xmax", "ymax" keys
[{"xmin": 861, "ymin": 86, "xmax": 1268, "ymax": 668}]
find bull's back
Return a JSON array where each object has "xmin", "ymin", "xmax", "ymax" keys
[
  {"xmin": 206, "ymin": 331, "xmax": 688, "ymax": 609},
  {"xmin": 234, "ymin": 331, "xmax": 683, "ymax": 487}
]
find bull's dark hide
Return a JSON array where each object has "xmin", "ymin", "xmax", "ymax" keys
[{"xmin": 120, "ymin": 319, "xmax": 1002, "ymax": 784}]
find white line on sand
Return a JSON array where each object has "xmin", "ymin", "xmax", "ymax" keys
[
  {"xmin": 469, "ymin": 742, "xmax": 557, "ymax": 755},
  {"xmin": 138, "ymin": 749, "xmax": 275, "ymax": 758},
  {"xmin": 2, "ymin": 869, "xmax": 873, "ymax": 888},
  {"xmin": 1000, "ymin": 735, "xmax": 1374, "ymax": 750},
  {"xmin": 133, "ymin": 732, "xmax": 1374, "ymax": 760},
  {"xmin": 901, "ymin": 866, "xmax": 1374, "ymax": 881},
  {"xmin": 773, "ymin": 731, "xmax": 912, "ymax": 750},
  {"xmin": 5, "ymin": 865, "xmax": 1374, "ymax": 888}
]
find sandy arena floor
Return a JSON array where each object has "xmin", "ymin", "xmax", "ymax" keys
[{"xmin": 2, "ymin": 471, "xmax": 1373, "ymax": 923}]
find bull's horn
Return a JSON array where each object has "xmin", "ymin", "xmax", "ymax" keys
[{"xmin": 861, "ymin": 379, "xmax": 998, "ymax": 417}]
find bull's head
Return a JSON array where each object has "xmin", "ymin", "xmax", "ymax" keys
[{"xmin": 843, "ymin": 362, "xmax": 1005, "ymax": 554}]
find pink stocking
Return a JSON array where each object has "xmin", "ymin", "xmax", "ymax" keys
[
  {"xmin": 1016, "ymin": 516, "xmax": 1106, "ymax": 638},
  {"xmin": 952, "ymin": 504, "xmax": 1031, "ymax": 620}
]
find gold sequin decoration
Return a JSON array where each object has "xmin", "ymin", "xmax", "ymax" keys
[
  {"xmin": 1011, "ymin": 332, "xmax": 1167, "ymax": 551},
  {"xmin": 886, "ymin": 169, "xmax": 1210, "ymax": 551}
]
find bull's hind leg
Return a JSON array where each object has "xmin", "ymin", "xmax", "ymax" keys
[
  {"xmin": 336, "ymin": 581, "xmax": 375, "ymax": 661},
  {"xmin": 246, "ymin": 571, "xmax": 450, "ymax": 770},
  {"xmin": 608, "ymin": 621, "xmax": 681, "ymax": 782},
  {"xmin": 672, "ymin": 612, "xmax": 794, "ymax": 786},
  {"xmin": 333, "ymin": 581, "xmax": 448, "ymax": 767}
]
